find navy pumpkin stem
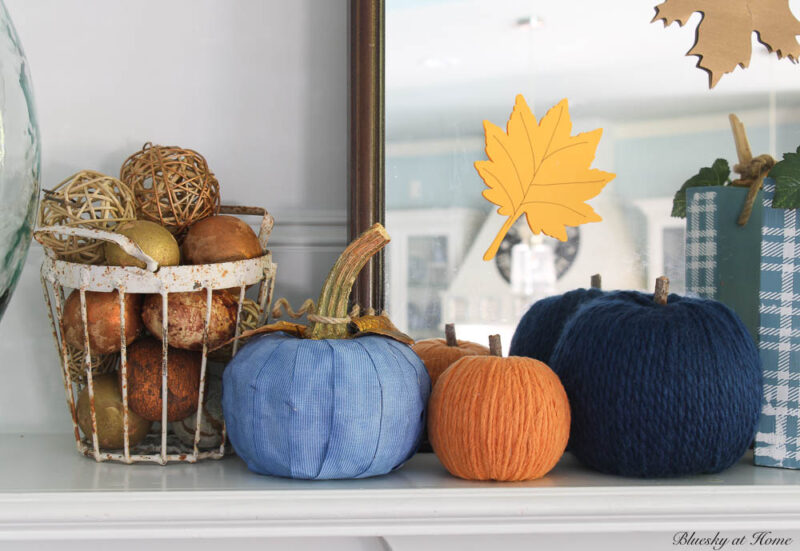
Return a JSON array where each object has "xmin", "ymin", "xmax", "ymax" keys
[
  {"xmin": 654, "ymin": 276, "xmax": 669, "ymax": 306},
  {"xmin": 310, "ymin": 223, "xmax": 391, "ymax": 340}
]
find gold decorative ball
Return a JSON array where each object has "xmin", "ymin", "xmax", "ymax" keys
[
  {"xmin": 104, "ymin": 220, "xmax": 180, "ymax": 269},
  {"xmin": 36, "ymin": 170, "xmax": 136, "ymax": 264},
  {"xmin": 77, "ymin": 374, "xmax": 152, "ymax": 449},
  {"xmin": 120, "ymin": 143, "xmax": 221, "ymax": 236}
]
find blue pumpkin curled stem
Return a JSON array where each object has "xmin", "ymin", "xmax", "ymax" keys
[
  {"xmin": 211, "ymin": 223, "xmax": 412, "ymax": 349},
  {"xmin": 310, "ymin": 223, "xmax": 390, "ymax": 340}
]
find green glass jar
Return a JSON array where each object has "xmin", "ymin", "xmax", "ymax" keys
[{"xmin": 0, "ymin": 0, "xmax": 40, "ymax": 322}]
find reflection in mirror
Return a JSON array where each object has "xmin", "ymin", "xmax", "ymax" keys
[{"xmin": 385, "ymin": 0, "xmax": 800, "ymax": 346}]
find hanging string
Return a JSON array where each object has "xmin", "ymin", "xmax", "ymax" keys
[
  {"xmin": 731, "ymin": 154, "xmax": 775, "ymax": 226},
  {"xmin": 729, "ymin": 114, "xmax": 775, "ymax": 226}
]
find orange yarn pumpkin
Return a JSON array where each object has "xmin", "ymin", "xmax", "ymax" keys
[
  {"xmin": 429, "ymin": 336, "xmax": 570, "ymax": 481},
  {"xmin": 413, "ymin": 324, "xmax": 490, "ymax": 387}
]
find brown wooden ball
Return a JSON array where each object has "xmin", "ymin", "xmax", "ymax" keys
[
  {"xmin": 77, "ymin": 374, "xmax": 151, "ymax": 449},
  {"xmin": 121, "ymin": 337, "xmax": 202, "ymax": 422},
  {"xmin": 63, "ymin": 290, "xmax": 142, "ymax": 354},
  {"xmin": 413, "ymin": 325, "xmax": 490, "ymax": 388},
  {"xmin": 141, "ymin": 290, "xmax": 238, "ymax": 350},
  {"xmin": 181, "ymin": 215, "xmax": 262, "ymax": 265}
]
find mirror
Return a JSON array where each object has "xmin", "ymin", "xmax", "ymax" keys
[{"xmin": 384, "ymin": 0, "xmax": 800, "ymax": 346}]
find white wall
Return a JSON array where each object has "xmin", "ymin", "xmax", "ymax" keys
[{"xmin": 0, "ymin": 0, "xmax": 348, "ymax": 434}]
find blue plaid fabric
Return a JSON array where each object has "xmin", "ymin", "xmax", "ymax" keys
[
  {"xmin": 686, "ymin": 190, "xmax": 719, "ymax": 298},
  {"xmin": 755, "ymin": 178, "xmax": 800, "ymax": 469}
]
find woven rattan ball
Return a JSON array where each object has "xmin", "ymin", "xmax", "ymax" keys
[
  {"xmin": 36, "ymin": 170, "xmax": 136, "ymax": 264},
  {"xmin": 209, "ymin": 298, "xmax": 261, "ymax": 362},
  {"xmin": 65, "ymin": 344, "xmax": 118, "ymax": 384},
  {"xmin": 120, "ymin": 143, "xmax": 220, "ymax": 236}
]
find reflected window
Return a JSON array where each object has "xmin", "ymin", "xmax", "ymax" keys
[{"xmin": 385, "ymin": 0, "xmax": 800, "ymax": 340}]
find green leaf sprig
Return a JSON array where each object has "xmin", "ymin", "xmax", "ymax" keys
[
  {"xmin": 671, "ymin": 159, "xmax": 731, "ymax": 218},
  {"xmin": 770, "ymin": 147, "xmax": 800, "ymax": 209}
]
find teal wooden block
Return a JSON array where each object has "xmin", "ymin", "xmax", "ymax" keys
[{"xmin": 685, "ymin": 186, "xmax": 762, "ymax": 343}]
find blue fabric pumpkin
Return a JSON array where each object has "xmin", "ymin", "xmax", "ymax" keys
[
  {"xmin": 222, "ymin": 224, "xmax": 431, "ymax": 479},
  {"xmin": 223, "ymin": 332, "xmax": 429, "ymax": 479},
  {"xmin": 509, "ymin": 287, "xmax": 604, "ymax": 364},
  {"xmin": 550, "ymin": 286, "xmax": 762, "ymax": 478}
]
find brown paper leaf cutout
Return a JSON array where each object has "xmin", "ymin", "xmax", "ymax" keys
[{"xmin": 653, "ymin": 0, "xmax": 800, "ymax": 88}]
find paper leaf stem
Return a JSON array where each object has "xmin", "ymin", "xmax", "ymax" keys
[{"xmin": 476, "ymin": 95, "xmax": 615, "ymax": 261}]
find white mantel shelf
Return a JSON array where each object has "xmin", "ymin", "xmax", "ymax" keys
[{"xmin": 2, "ymin": 434, "xmax": 800, "ymax": 540}]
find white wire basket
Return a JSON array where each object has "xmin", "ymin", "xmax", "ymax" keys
[{"xmin": 35, "ymin": 206, "xmax": 277, "ymax": 464}]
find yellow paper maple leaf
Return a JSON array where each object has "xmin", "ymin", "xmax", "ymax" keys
[
  {"xmin": 653, "ymin": 0, "xmax": 800, "ymax": 88},
  {"xmin": 476, "ymin": 95, "xmax": 615, "ymax": 261}
]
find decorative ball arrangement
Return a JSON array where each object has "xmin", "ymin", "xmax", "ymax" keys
[
  {"xmin": 181, "ymin": 215, "xmax": 262, "ymax": 265},
  {"xmin": 35, "ymin": 150, "xmax": 281, "ymax": 464},
  {"xmin": 104, "ymin": 219, "xmax": 180, "ymax": 268},
  {"xmin": 223, "ymin": 224, "xmax": 430, "ymax": 479},
  {"xmin": 121, "ymin": 337, "xmax": 202, "ymax": 422},
  {"xmin": 62, "ymin": 290, "xmax": 142, "ymax": 354},
  {"xmin": 120, "ymin": 143, "xmax": 220, "ymax": 236},
  {"xmin": 412, "ymin": 323, "xmax": 490, "ymax": 388},
  {"xmin": 429, "ymin": 335, "xmax": 570, "ymax": 481},
  {"xmin": 509, "ymin": 274, "xmax": 604, "ymax": 364},
  {"xmin": 550, "ymin": 277, "xmax": 762, "ymax": 478},
  {"xmin": 36, "ymin": 170, "xmax": 136, "ymax": 264},
  {"xmin": 77, "ymin": 374, "xmax": 151, "ymax": 449},
  {"xmin": 141, "ymin": 290, "xmax": 238, "ymax": 350}
]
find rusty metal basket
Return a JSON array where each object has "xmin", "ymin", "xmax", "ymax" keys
[{"xmin": 35, "ymin": 206, "xmax": 277, "ymax": 464}]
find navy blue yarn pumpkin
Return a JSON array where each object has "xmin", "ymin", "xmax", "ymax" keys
[
  {"xmin": 222, "ymin": 224, "xmax": 431, "ymax": 479},
  {"xmin": 509, "ymin": 287, "xmax": 604, "ymax": 364},
  {"xmin": 550, "ymin": 289, "xmax": 762, "ymax": 478}
]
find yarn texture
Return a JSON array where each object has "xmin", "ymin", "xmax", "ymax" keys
[
  {"xmin": 428, "ymin": 355, "xmax": 570, "ymax": 481},
  {"xmin": 223, "ymin": 332, "xmax": 430, "ymax": 480},
  {"xmin": 550, "ymin": 291, "xmax": 762, "ymax": 478},
  {"xmin": 413, "ymin": 338, "xmax": 490, "ymax": 387},
  {"xmin": 510, "ymin": 288, "xmax": 604, "ymax": 364}
]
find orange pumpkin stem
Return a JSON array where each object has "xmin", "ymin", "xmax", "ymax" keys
[
  {"xmin": 489, "ymin": 334, "xmax": 502, "ymax": 357},
  {"xmin": 590, "ymin": 273, "xmax": 601, "ymax": 289},
  {"xmin": 654, "ymin": 276, "xmax": 669, "ymax": 306},
  {"xmin": 311, "ymin": 223, "xmax": 391, "ymax": 340},
  {"xmin": 445, "ymin": 323, "xmax": 457, "ymax": 347}
]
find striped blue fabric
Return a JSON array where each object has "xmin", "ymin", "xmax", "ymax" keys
[
  {"xmin": 223, "ymin": 332, "xmax": 431, "ymax": 479},
  {"xmin": 685, "ymin": 189, "xmax": 719, "ymax": 299},
  {"xmin": 755, "ymin": 178, "xmax": 800, "ymax": 469}
]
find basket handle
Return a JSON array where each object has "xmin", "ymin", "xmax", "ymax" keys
[
  {"xmin": 218, "ymin": 205, "xmax": 274, "ymax": 252},
  {"xmin": 34, "ymin": 226, "xmax": 159, "ymax": 272}
]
